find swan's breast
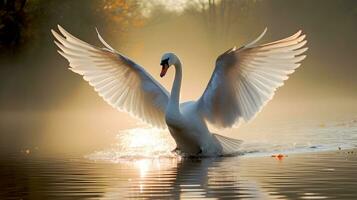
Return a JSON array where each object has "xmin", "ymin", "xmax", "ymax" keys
[{"xmin": 165, "ymin": 110, "xmax": 182, "ymax": 127}]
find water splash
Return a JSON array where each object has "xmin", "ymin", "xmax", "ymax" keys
[{"xmin": 87, "ymin": 127, "xmax": 176, "ymax": 162}]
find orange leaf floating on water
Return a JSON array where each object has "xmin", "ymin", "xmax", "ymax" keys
[{"xmin": 271, "ymin": 154, "xmax": 287, "ymax": 160}]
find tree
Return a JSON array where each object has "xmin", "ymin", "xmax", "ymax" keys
[{"xmin": 0, "ymin": 0, "xmax": 27, "ymax": 50}]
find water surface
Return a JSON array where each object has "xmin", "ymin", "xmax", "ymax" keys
[
  {"xmin": 1, "ymin": 149, "xmax": 357, "ymax": 199},
  {"xmin": 1, "ymin": 118, "xmax": 357, "ymax": 199}
]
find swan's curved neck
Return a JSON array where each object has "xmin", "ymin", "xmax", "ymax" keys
[{"xmin": 169, "ymin": 59, "xmax": 182, "ymax": 112}]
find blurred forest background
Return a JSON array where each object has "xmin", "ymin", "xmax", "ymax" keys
[{"xmin": 0, "ymin": 0, "xmax": 356, "ymax": 156}]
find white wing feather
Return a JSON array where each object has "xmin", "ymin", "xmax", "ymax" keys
[
  {"xmin": 52, "ymin": 25, "xmax": 169, "ymax": 128},
  {"xmin": 198, "ymin": 28, "xmax": 308, "ymax": 128}
]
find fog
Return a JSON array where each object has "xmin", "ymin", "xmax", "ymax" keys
[{"xmin": 0, "ymin": 0, "xmax": 356, "ymax": 156}]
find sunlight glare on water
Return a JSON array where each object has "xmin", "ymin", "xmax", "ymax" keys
[{"xmin": 87, "ymin": 127, "xmax": 176, "ymax": 162}]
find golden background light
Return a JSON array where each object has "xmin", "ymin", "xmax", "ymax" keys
[{"xmin": 0, "ymin": 0, "xmax": 356, "ymax": 156}]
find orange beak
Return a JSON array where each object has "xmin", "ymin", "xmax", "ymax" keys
[{"xmin": 160, "ymin": 64, "xmax": 169, "ymax": 77}]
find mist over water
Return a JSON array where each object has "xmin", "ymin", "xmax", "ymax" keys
[{"xmin": 84, "ymin": 118, "xmax": 357, "ymax": 163}]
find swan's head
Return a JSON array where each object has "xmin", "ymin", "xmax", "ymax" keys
[{"xmin": 160, "ymin": 52, "xmax": 178, "ymax": 77}]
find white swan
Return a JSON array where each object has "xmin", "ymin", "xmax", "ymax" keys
[{"xmin": 51, "ymin": 25, "xmax": 307, "ymax": 157}]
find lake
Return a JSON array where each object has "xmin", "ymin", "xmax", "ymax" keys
[
  {"xmin": 1, "ymin": 117, "xmax": 357, "ymax": 199},
  {"xmin": 1, "ymin": 150, "xmax": 357, "ymax": 199}
]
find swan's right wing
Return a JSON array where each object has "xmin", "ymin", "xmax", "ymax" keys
[
  {"xmin": 197, "ymin": 28, "xmax": 307, "ymax": 129},
  {"xmin": 52, "ymin": 25, "xmax": 169, "ymax": 128}
]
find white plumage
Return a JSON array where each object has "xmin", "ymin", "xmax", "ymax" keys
[
  {"xmin": 52, "ymin": 25, "xmax": 307, "ymax": 156},
  {"xmin": 198, "ymin": 28, "xmax": 307, "ymax": 128},
  {"xmin": 52, "ymin": 26, "xmax": 169, "ymax": 128}
]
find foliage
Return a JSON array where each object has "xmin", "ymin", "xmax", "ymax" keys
[{"xmin": 0, "ymin": 0, "xmax": 27, "ymax": 50}]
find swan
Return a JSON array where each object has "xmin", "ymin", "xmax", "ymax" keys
[{"xmin": 51, "ymin": 25, "xmax": 307, "ymax": 157}]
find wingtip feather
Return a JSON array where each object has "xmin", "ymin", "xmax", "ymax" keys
[
  {"xmin": 245, "ymin": 27, "xmax": 268, "ymax": 48},
  {"xmin": 95, "ymin": 27, "xmax": 115, "ymax": 51},
  {"xmin": 57, "ymin": 50, "xmax": 67, "ymax": 59},
  {"xmin": 51, "ymin": 29, "xmax": 65, "ymax": 42},
  {"xmin": 51, "ymin": 29, "xmax": 60, "ymax": 39}
]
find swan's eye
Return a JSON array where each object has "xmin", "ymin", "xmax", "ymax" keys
[{"xmin": 160, "ymin": 58, "xmax": 169, "ymax": 66}]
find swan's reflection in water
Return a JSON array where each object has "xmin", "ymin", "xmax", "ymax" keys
[
  {"xmin": 103, "ymin": 157, "xmax": 271, "ymax": 199},
  {"xmin": 1, "ymin": 150, "xmax": 357, "ymax": 199},
  {"xmin": 101, "ymin": 151, "xmax": 357, "ymax": 199}
]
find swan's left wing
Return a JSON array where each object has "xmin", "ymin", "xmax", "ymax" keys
[
  {"xmin": 52, "ymin": 25, "xmax": 169, "ymax": 128},
  {"xmin": 197, "ymin": 28, "xmax": 307, "ymax": 129}
]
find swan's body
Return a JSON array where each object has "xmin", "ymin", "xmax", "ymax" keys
[
  {"xmin": 52, "ymin": 25, "xmax": 307, "ymax": 157},
  {"xmin": 162, "ymin": 58, "xmax": 241, "ymax": 156}
]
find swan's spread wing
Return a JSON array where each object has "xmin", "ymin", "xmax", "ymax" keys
[
  {"xmin": 52, "ymin": 25, "xmax": 169, "ymax": 128},
  {"xmin": 198, "ymin": 28, "xmax": 307, "ymax": 128}
]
